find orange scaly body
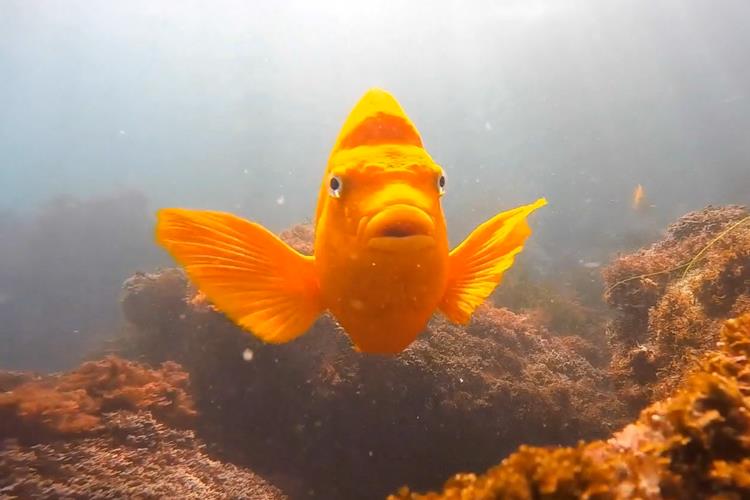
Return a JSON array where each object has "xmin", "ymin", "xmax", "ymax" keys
[{"xmin": 156, "ymin": 89, "xmax": 546, "ymax": 354}]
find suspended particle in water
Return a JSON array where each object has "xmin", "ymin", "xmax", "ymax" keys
[
  {"xmin": 579, "ymin": 259, "xmax": 601, "ymax": 269},
  {"xmin": 276, "ymin": 195, "xmax": 285, "ymax": 205},
  {"xmin": 242, "ymin": 348, "xmax": 254, "ymax": 362}
]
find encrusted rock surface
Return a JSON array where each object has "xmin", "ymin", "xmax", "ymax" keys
[
  {"xmin": 603, "ymin": 205, "xmax": 749, "ymax": 410},
  {"xmin": 0, "ymin": 357, "xmax": 284, "ymax": 499},
  {"xmin": 0, "ymin": 356, "xmax": 195, "ymax": 441},
  {"xmin": 118, "ymin": 225, "xmax": 624, "ymax": 499},
  {"xmin": 0, "ymin": 411, "xmax": 284, "ymax": 499},
  {"xmin": 112, "ymin": 205, "xmax": 749, "ymax": 499},
  {"xmin": 390, "ymin": 313, "xmax": 750, "ymax": 499}
]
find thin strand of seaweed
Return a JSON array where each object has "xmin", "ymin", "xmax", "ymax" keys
[
  {"xmin": 680, "ymin": 214, "xmax": 750, "ymax": 278},
  {"xmin": 605, "ymin": 214, "xmax": 750, "ymax": 296}
]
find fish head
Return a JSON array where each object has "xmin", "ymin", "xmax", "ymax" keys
[{"xmin": 314, "ymin": 89, "xmax": 448, "ymax": 254}]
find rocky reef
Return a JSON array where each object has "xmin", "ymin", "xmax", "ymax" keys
[
  {"xmin": 0, "ymin": 356, "xmax": 195, "ymax": 441},
  {"xmin": 603, "ymin": 205, "xmax": 749, "ymax": 411},
  {"xmin": 116, "ymin": 224, "xmax": 624, "ymax": 499},
  {"xmin": 390, "ymin": 313, "xmax": 750, "ymax": 499},
  {"xmin": 0, "ymin": 357, "xmax": 283, "ymax": 499},
  {"xmin": 22, "ymin": 203, "xmax": 738, "ymax": 499}
]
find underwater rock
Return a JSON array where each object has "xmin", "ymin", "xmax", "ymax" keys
[
  {"xmin": 603, "ymin": 205, "xmax": 749, "ymax": 410},
  {"xmin": 390, "ymin": 313, "xmax": 750, "ymax": 499},
  {"xmin": 278, "ymin": 222, "xmax": 315, "ymax": 255},
  {"xmin": 0, "ymin": 357, "xmax": 282, "ymax": 499},
  {"xmin": 118, "ymin": 224, "xmax": 625, "ymax": 499},
  {"xmin": 0, "ymin": 410, "xmax": 284, "ymax": 499},
  {"xmin": 0, "ymin": 356, "xmax": 196, "ymax": 442},
  {"xmin": 491, "ymin": 269, "xmax": 610, "ymax": 365}
]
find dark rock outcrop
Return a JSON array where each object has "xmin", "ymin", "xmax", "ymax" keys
[{"xmin": 118, "ymin": 225, "xmax": 624, "ymax": 499}]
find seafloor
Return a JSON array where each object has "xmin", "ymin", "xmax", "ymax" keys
[{"xmin": 1, "ymin": 204, "xmax": 748, "ymax": 499}]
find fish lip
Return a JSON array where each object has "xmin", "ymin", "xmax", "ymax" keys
[
  {"xmin": 361, "ymin": 204, "xmax": 435, "ymax": 251},
  {"xmin": 367, "ymin": 234, "xmax": 435, "ymax": 252}
]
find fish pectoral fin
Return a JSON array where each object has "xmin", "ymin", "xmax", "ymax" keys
[
  {"xmin": 439, "ymin": 198, "xmax": 547, "ymax": 324},
  {"xmin": 155, "ymin": 208, "xmax": 322, "ymax": 343}
]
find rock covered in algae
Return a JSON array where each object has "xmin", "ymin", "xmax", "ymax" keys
[
  {"xmin": 0, "ymin": 411, "xmax": 284, "ymax": 499},
  {"xmin": 117, "ymin": 223, "xmax": 626, "ymax": 499},
  {"xmin": 0, "ymin": 357, "xmax": 283, "ymax": 499},
  {"xmin": 390, "ymin": 313, "xmax": 750, "ymax": 499},
  {"xmin": 603, "ymin": 205, "xmax": 749, "ymax": 410},
  {"xmin": 0, "ymin": 356, "xmax": 195, "ymax": 441}
]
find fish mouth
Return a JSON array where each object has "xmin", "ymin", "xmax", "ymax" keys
[{"xmin": 363, "ymin": 204, "xmax": 435, "ymax": 251}]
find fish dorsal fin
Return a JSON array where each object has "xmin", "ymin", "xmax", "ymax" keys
[
  {"xmin": 330, "ymin": 88, "xmax": 423, "ymax": 156},
  {"xmin": 315, "ymin": 88, "xmax": 426, "ymax": 225}
]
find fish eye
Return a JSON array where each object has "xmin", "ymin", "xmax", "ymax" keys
[
  {"xmin": 437, "ymin": 173, "xmax": 446, "ymax": 195},
  {"xmin": 328, "ymin": 175, "xmax": 342, "ymax": 198}
]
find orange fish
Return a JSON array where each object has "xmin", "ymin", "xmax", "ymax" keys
[
  {"xmin": 632, "ymin": 183, "xmax": 645, "ymax": 210},
  {"xmin": 156, "ymin": 89, "xmax": 546, "ymax": 354}
]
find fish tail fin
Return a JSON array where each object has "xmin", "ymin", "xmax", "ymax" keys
[
  {"xmin": 155, "ymin": 208, "xmax": 323, "ymax": 343},
  {"xmin": 439, "ymin": 198, "xmax": 547, "ymax": 324}
]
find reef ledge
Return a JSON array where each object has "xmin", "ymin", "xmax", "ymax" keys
[{"xmin": 390, "ymin": 313, "xmax": 750, "ymax": 499}]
